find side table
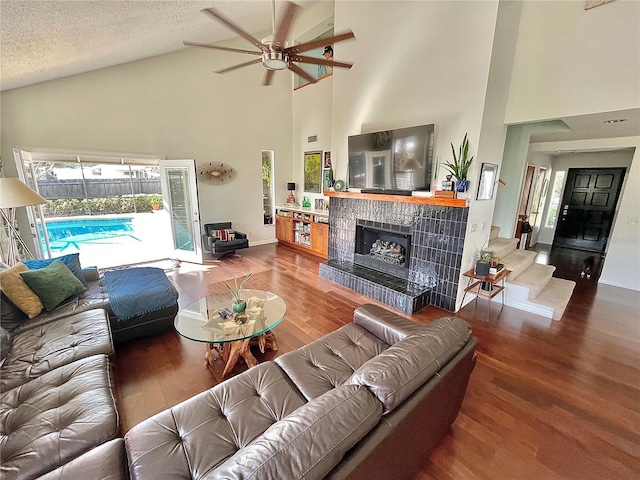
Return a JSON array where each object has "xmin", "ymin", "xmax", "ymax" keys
[{"xmin": 461, "ymin": 268, "xmax": 510, "ymax": 317}]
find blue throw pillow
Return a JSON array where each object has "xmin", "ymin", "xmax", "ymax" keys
[{"xmin": 24, "ymin": 253, "xmax": 87, "ymax": 287}]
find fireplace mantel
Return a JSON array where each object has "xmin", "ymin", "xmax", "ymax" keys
[{"xmin": 325, "ymin": 191, "xmax": 467, "ymax": 207}]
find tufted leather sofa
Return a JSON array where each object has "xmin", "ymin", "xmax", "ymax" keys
[
  {"xmin": 1, "ymin": 263, "xmax": 178, "ymax": 479},
  {"xmin": 125, "ymin": 304, "xmax": 477, "ymax": 480},
  {"xmin": 0, "ymin": 278, "xmax": 120, "ymax": 479}
]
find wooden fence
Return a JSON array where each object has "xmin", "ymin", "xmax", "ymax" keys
[{"xmin": 37, "ymin": 178, "xmax": 161, "ymax": 199}]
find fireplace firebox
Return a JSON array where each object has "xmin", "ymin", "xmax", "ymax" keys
[{"xmin": 354, "ymin": 220, "xmax": 411, "ymax": 279}]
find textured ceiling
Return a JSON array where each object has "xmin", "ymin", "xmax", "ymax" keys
[
  {"xmin": 1, "ymin": 1, "xmax": 637, "ymax": 147},
  {"xmin": 0, "ymin": 0, "xmax": 314, "ymax": 91}
]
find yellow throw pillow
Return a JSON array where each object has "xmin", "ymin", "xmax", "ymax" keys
[{"xmin": 0, "ymin": 263, "xmax": 43, "ymax": 318}]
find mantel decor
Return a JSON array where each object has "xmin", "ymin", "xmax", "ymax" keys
[{"xmin": 197, "ymin": 162, "xmax": 237, "ymax": 185}]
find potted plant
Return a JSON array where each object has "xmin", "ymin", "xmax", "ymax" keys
[
  {"xmin": 444, "ymin": 133, "xmax": 474, "ymax": 192},
  {"xmin": 474, "ymin": 249, "xmax": 493, "ymax": 278},
  {"xmin": 150, "ymin": 194, "xmax": 162, "ymax": 210},
  {"xmin": 223, "ymin": 273, "xmax": 252, "ymax": 313}
]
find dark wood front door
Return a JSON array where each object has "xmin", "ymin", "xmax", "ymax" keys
[{"xmin": 554, "ymin": 167, "xmax": 625, "ymax": 252}]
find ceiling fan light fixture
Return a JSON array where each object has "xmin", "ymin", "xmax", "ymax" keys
[{"xmin": 262, "ymin": 50, "xmax": 289, "ymax": 70}]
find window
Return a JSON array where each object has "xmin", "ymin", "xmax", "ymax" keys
[
  {"xmin": 545, "ymin": 170, "xmax": 565, "ymax": 228},
  {"xmin": 262, "ymin": 151, "xmax": 275, "ymax": 225}
]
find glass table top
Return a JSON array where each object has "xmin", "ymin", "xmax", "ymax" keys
[{"xmin": 174, "ymin": 288, "xmax": 286, "ymax": 344}]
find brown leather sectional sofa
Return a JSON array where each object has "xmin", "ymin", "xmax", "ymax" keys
[
  {"xmin": 2, "ymin": 293, "xmax": 475, "ymax": 479},
  {"xmin": 125, "ymin": 304, "xmax": 477, "ymax": 480},
  {"xmin": 0, "ymin": 265, "xmax": 176, "ymax": 479}
]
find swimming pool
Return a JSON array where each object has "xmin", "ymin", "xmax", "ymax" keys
[{"xmin": 39, "ymin": 217, "xmax": 139, "ymax": 251}]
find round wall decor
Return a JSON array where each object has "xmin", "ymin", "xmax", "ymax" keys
[{"xmin": 197, "ymin": 162, "xmax": 237, "ymax": 185}]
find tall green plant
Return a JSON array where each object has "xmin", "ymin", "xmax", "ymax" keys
[{"xmin": 444, "ymin": 133, "xmax": 474, "ymax": 181}]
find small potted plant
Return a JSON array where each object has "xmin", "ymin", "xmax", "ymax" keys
[
  {"xmin": 444, "ymin": 133, "xmax": 474, "ymax": 193},
  {"xmin": 223, "ymin": 273, "xmax": 252, "ymax": 313},
  {"xmin": 150, "ymin": 194, "xmax": 162, "ymax": 210},
  {"xmin": 474, "ymin": 250, "xmax": 493, "ymax": 277}
]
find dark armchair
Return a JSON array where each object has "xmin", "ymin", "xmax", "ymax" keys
[{"xmin": 202, "ymin": 222, "xmax": 249, "ymax": 259}]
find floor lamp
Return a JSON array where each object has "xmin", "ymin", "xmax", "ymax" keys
[{"xmin": 0, "ymin": 177, "xmax": 48, "ymax": 266}]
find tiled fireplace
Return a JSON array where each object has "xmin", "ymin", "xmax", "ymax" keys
[{"xmin": 319, "ymin": 194, "xmax": 468, "ymax": 313}]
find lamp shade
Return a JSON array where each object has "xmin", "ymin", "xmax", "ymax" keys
[
  {"xmin": 0, "ymin": 177, "xmax": 47, "ymax": 208},
  {"xmin": 286, "ymin": 182, "xmax": 296, "ymax": 191}
]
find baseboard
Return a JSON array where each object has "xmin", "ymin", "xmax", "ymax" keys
[{"xmin": 248, "ymin": 239, "xmax": 278, "ymax": 247}]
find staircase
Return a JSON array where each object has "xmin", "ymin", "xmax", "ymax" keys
[{"xmin": 486, "ymin": 226, "xmax": 576, "ymax": 320}]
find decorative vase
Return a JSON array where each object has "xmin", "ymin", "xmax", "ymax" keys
[
  {"xmin": 456, "ymin": 180, "xmax": 470, "ymax": 192},
  {"xmin": 232, "ymin": 300, "xmax": 246, "ymax": 314},
  {"xmin": 475, "ymin": 261, "xmax": 491, "ymax": 277}
]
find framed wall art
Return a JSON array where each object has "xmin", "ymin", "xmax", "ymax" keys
[{"xmin": 304, "ymin": 151, "xmax": 322, "ymax": 193}]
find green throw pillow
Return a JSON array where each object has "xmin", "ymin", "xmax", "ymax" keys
[{"xmin": 19, "ymin": 259, "xmax": 86, "ymax": 311}]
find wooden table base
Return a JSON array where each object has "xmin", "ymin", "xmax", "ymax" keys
[{"xmin": 204, "ymin": 330, "xmax": 279, "ymax": 377}]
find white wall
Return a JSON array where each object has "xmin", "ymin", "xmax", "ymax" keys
[
  {"xmin": 506, "ymin": 0, "xmax": 640, "ymax": 123},
  {"xmin": 0, "ymin": 38, "xmax": 293, "ymax": 247}
]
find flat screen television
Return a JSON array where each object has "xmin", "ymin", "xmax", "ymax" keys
[{"xmin": 347, "ymin": 123, "xmax": 435, "ymax": 194}]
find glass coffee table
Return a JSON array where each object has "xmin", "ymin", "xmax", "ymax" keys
[{"xmin": 175, "ymin": 288, "xmax": 286, "ymax": 378}]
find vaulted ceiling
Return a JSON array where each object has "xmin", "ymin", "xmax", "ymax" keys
[
  {"xmin": 0, "ymin": 0, "xmax": 315, "ymax": 91},
  {"xmin": 1, "ymin": 1, "xmax": 637, "ymax": 145}
]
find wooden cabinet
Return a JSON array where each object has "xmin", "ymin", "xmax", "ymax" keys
[
  {"xmin": 311, "ymin": 223, "xmax": 329, "ymax": 257},
  {"xmin": 275, "ymin": 216, "xmax": 293, "ymax": 243},
  {"xmin": 275, "ymin": 207, "xmax": 328, "ymax": 259}
]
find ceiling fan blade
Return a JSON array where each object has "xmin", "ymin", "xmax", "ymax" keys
[
  {"xmin": 288, "ymin": 63, "xmax": 317, "ymax": 84},
  {"xmin": 285, "ymin": 31, "xmax": 355, "ymax": 55},
  {"xmin": 272, "ymin": 2, "xmax": 300, "ymax": 49},
  {"xmin": 263, "ymin": 69, "xmax": 275, "ymax": 86},
  {"xmin": 215, "ymin": 58, "xmax": 263, "ymax": 74},
  {"xmin": 183, "ymin": 41, "xmax": 261, "ymax": 56},
  {"xmin": 290, "ymin": 55, "xmax": 353, "ymax": 69},
  {"xmin": 201, "ymin": 7, "xmax": 268, "ymax": 52}
]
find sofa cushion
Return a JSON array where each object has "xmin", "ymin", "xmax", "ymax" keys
[
  {"xmin": 275, "ymin": 323, "xmax": 390, "ymax": 401},
  {"xmin": 0, "ymin": 263, "xmax": 43, "ymax": 318},
  {"xmin": 0, "ymin": 327, "xmax": 11, "ymax": 363},
  {"xmin": 0, "ymin": 354, "xmax": 119, "ymax": 480},
  {"xmin": 12, "ymin": 280, "xmax": 110, "ymax": 334},
  {"xmin": 19, "ymin": 260, "xmax": 86, "ymax": 311},
  {"xmin": 0, "ymin": 291, "xmax": 27, "ymax": 332},
  {"xmin": 347, "ymin": 316, "xmax": 472, "ymax": 414},
  {"xmin": 125, "ymin": 361, "xmax": 307, "ymax": 480},
  {"xmin": 0, "ymin": 309, "xmax": 114, "ymax": 392},
  {"xmin": 35, "ymin": 438, "xmax": 128, "ymax": 480},
  {"xmin": 213, "ymin": 384, "xmax": 382, "ymax": 480},
  {"xmin": 24, "ymin": 253, "xmax": 88, "ymax": 287}
]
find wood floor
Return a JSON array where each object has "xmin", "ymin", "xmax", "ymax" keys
[{"xmin": 113, "ymin": 244, "xmax": 640, "ymax": 480}]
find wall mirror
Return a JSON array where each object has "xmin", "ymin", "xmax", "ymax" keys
[{"xmin": 477, "ymin": 163, "xmax": 498, "ymax": 200}]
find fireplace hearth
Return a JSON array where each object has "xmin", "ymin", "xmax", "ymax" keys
[{"xmin": 319, "ymin": 195, "xmax": 468, "ymax": 313}]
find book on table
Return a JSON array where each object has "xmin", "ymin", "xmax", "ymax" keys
[{"xmin": 489, "ymin": 263, "xmax": 504, "ymax": 275}]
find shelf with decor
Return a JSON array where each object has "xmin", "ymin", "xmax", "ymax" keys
[{"xmin": 275, "ymin": 205, "xmax": 329, "ymax": 259}]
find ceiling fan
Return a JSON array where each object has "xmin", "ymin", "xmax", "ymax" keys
[{"xmin": 183, "ymin": 1, "xmax": 355, "ymax": 86}]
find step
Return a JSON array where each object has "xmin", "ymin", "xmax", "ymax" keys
[
  {"xmin": 501, "ymin": 249, "xmax": 537, "ymax": 281},
  {"xmin": 530, "ymin": 277, "xmax": 576, "ymax": 320},
  {"xmin": 510, "ymin": 263, "xmax": 556, "ymax": 299},
  {"xmin": 488, "ymin": 237, "xmax": 519, "ymax": 260}
]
